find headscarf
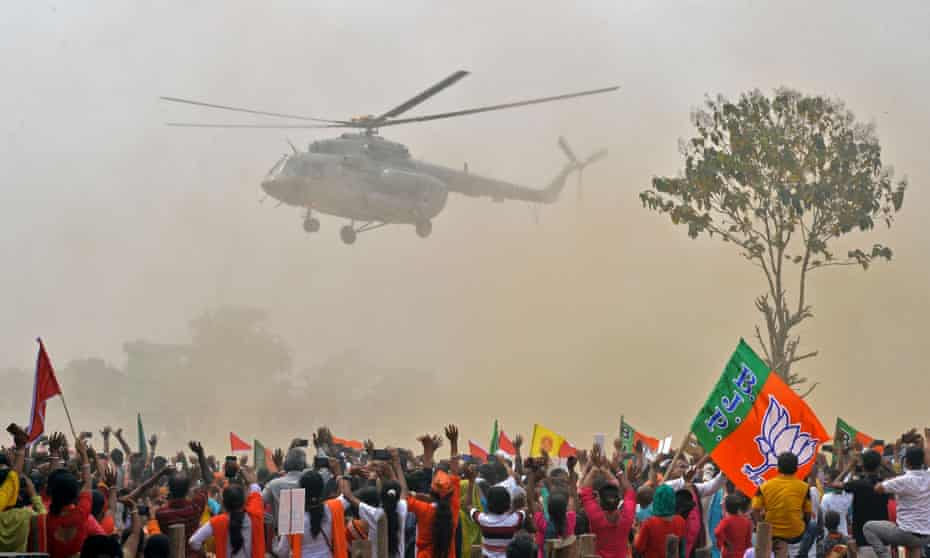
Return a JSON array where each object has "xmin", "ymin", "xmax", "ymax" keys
[
  {"xmin": 431, "ymin": 471, "xmax": 454, "ymax": 498},
  {"xmin": 651, "ymin": 484, "xmax": 675, "ymax": 517}
]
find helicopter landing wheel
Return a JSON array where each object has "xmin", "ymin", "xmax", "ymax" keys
[
  {"xmin": 303, "ymin": 217, "xmax": 321, "ymax": 233},
  {"xmin": 340, "ymin": 225, "xmax": 357, "ymax": 245},
  {"xmin": 415, "ymin": 220, "xmax": 432, "ymax": 238}
]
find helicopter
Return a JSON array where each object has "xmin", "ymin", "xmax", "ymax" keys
[{"xmin": 162, "ymin": 70, "xmax": 615, "ymax": 244}]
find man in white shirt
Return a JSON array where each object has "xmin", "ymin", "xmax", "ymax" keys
[
  {"xmin": 819, "ymin": 487, "xmax": 853, "ymax": 538},
  {"xmin": 864, "ymin": 447, "xmax": 930, "ymax": 558}
]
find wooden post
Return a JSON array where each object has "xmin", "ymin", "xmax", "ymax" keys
[
  {"xmin": 376, "ymin": 514, "xmax": 389, "ymax": 558},
  {"xmin": 545, "ymin": 540, "xmax": 557, "ymax": 558},
  {"xmin": 169, "ymin": 524, "xmax": 186, "ymax": 558},
  {"xmin": 905, "ymin": 547, "xmax": 922, "ymax": 558},
  {"xmin": 351, "ymin": 540, "xmax": 372, "ymax": 558},
  {"xmin": 471, "ymin": 545, "xmax": 483, "ymax": 558},
  {"xmin": 694, "ymin": 548, "xmax": 711, "ymax": 558},
  {"xmin": 579, "ymin": 534, "xmax": 597, "ymax": 558},
  {"xmin": 666, "ymin": 535, "xmax": 679, "ymax": 558},
  {"xmin": 755, "ymin": 522, "xmax": 772, "ymax": 558}
]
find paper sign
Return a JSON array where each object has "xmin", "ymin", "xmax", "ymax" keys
[
  {"xmin": 658, "ymin": 436, "xmax": 673, "ymax": 454},
  {"xmin": 594, "ymin": 433, "xmax": 606, "ymax": 452},
  {"xmin": 278, "ymin": 488, "xmax": 305, "ymax": 535}
]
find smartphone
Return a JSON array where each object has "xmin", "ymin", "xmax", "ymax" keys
[
  {"xmin": 295, "ymin": 439, "xmax": 310, "ymax": 448},
  {"xmin": 313, "ymin": 456, "xmax": 330, "ymax": 470},
  {"xmin": 137, "ymin": 504, "xmax": 150, "ymax": 516},
  {"xmin": 372, "ymin": 449, "xmax": 392, "ymax": 461},
  {"xmin": 224, "ymin": 456, "xmax": 238, "ymax": 479}
]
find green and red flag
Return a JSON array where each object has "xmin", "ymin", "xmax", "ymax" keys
[
  {"xmin": 254, "ymin": 439, "xmax": 277, "ymax": 473},
  {"xmin": 835, "ymin": 418, "xmax": 875, "ymax": 452},
  {"xmin": 620, "ymin": 418, "xmax": 660, "ymax": 453},
  {"xmin": 691, "ymin": 339, "xmax": 829, "ymax": 497},
  {"xmin": 489, "ymin": 420, "xmax": 500, "ymax": 455}
]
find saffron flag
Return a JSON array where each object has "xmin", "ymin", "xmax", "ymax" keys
[
  {"xmin": 26, "ymin": 339, "xmax": 63, "ymax": 444},
  {"xmin": 620, "ymin": 419, "xmax": 660, "ymax": 454},
  {"xmin": 498, "ymin": 431, "xmax": 516, "ymax": 458},
  {"xmin": 691, "ymin": 339, "xmax": 828, "ymax": 497},
  {"xmin": 332, "ymin": 437, "xmax": 364, "ymax": 451},
  {"xmin": 230, "ymin": 432, "xmax": 251, "ymax": 452},
  {"xmin": 529, "ymin": 424, "xmax": 574, "ymax": 458},
  {"xmin": 469, "ymin": 440, "xmax": 489, "ymax": 462}
]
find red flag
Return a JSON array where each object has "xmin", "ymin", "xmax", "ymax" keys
[
  {"xmin": 498, "ymin": 431, "xmax": 516, "ymax": 457},
  {"xmin": 264, "ymin": 446, "xmax": 278, "ymax": 473},
  {"xmin": 332, "ymin": 436, "xmax": 364, "ymax": 450},
  {"xmin": 27, "ymin": 339, "xmax": 63, "ymax": 444},
  {"xmin": 469, "ymin": 440, "xmax": 489, "ymax": 462},
  {"xmin": 558, "ymin": 440, "xmax": 577, "ymax": 458},
  {"xmin": 230, "ymin": 432, "xmax": 252, "ymax": 452}
]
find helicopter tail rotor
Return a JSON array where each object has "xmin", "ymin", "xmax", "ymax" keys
[{"xmin": 558, "ymin": 137, "xmax": 607, "ymax": 203}]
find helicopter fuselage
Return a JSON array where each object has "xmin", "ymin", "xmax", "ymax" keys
[{"xmin": 262, "ymin": 150, "xmax": 449, "ymax": 224}]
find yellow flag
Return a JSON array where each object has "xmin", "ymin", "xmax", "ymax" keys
[{"xmin": 529, "ymin": 423, "xmax": 566, "ymax": 457}]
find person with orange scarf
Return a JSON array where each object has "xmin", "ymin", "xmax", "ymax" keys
[
  {"xmin": 272, "ymin": 470, "xmax": 349, "ymax": 558},
  {"xmin": 403, "ymin": 427, "xmax": 462, "ymax": 558},
  {"xmin": 189, "ymin": 467, "xmax": 265, "ymax": 558}
]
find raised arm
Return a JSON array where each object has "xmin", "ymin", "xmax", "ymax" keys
[
  {"xmin": 418, "ymin": 434, "xmax": 442, "ymax": 471},
  {"xmin": 126, "ymin": 465, "xmax": 171, "ymax": 501},
  {"xmin": 444, "ymin": 425, "xmax": 459, "ymax": 461},
  {"xmin": 190, "ymin": 441, "xmax": 211, "ymax": 486},
  {"xmin": 6, "ymin": 424, "xmax": 28, "ymax": 474},
  {"xmin": 391, "ymin": 449, "xmax": 410, "ymax": 500},
  {"xmin": 75, "ymin": 437, "xmax": 94, "ymax": 492},
  {"xmin": 114, "ymin": 428, "xmax": 132, "ymax": 456},
  {"xmin": 514, "ymin": 435, "xmax": 525, "ymax": 477}
]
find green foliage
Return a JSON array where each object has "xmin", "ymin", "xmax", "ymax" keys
[{"xmin": 641, "ymin": 88, "xmax": 906, "ymax": 387}]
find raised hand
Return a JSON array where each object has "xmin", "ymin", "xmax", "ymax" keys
[
  {"xmin": 417, "ymin": 434, "xmax": 438, "ymax": 453},
  {"xmin": 272, "ymin": 448, "xmax": 284, "ymax": 470},
  {"xmin": 513, "ymin": 434, "xmax": 523, "ymax": 451},
  {"xmin": 189, "ymin": 441, "xmax": 205, "ymax": 456},
  {"xmin": 148, "ymin": 434, "xmax": 158, "ymax": 450},
  {"xmin": 240, "ymin": 465, "xmax": 257, "ymax": 484},
  {"xmin": 114, "ymin": 428, "xmax": 124, "ymax": 440},
  {"xmin": 75, "ymin": 436, "xmax": 89, "ymax": 464},
  {"xmin": 101, "ymin": 426, "xmax": 112, "ymax": 439},
  {"xmin": 49, "ymin": 432, "xmax": 67, "ymax": 456},
  {"xmin": 364, "ymin": 439, "xmax": 375, "ymax": 456},
  {"xmin": 444, "ymin": 425, "xmax": 459, "ymax": 444},
  {"xmin": 103, "ymin": 463, "xmax": 118, "ymax": 487},
  {"xmin": 239, "ymin": 455, "xmax": 249, "ymax": 467},
  {"xmin": 567, "ymin": 455, "xmax": 578, "ymax": 471},
  {"xmin": 7, "ymin": 423, "xmax": 28, "ymax": 449},
  {"xmin": 577, "ymin": 449, "xmax": 589, "ymax": 468}
]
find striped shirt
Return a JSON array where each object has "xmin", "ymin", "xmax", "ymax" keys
[{"xmin": 470, "ymin": 509, "xmax": 525, "ymax": 558}]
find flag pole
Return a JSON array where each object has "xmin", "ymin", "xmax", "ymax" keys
[{"xmin": 58, "ymin": 394, "xmax": 79, "ymax": 440}]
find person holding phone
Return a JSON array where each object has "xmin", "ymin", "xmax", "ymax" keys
[
  {"xmin": 263, "ymin": 444, "xmax": 310, "ymax": 535},
  {"xmin": 156, "ymin": 441, "xmax": 211, "ymax": 558},
  {"xmin": 190, "ymin": 467, "xmax": 265, "ymax": 558}
]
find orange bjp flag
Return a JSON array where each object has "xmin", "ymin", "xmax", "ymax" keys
[{"xmin": 691, "ymin": 340, "xmax": 829, "ymax": 497}]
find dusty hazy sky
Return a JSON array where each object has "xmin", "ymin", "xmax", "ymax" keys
[{"xmin": 2, "ymin": 1, "xmax": 929, "ymax": 448}]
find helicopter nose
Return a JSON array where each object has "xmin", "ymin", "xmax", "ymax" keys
[{"xmin": 261, "ymin": 178, "xmax": 288, "ymax": 200}]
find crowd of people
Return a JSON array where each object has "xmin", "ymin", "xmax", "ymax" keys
[{"xmin": 1, "ymin": 422, "xmax": 929, "ymax": 558}]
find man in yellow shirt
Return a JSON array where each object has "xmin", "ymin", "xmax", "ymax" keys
[{"xmin": 752, "ymin": 453, "xmax": 812, "ymax": 558}]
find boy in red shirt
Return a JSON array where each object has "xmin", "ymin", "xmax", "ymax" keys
[{"xmin": 714, "ymin": 495, "xmax": 752, "ymax": 558}]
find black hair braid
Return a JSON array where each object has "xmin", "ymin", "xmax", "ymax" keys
[
  {"xmin": 432, "ymin": 493, "xmax": 454, "ymax": 558},
  {"xmin": 229, "ymin": 510, "xmax": 246, "ymax": 555},
  {"xmin": 381, "ymin": 481, "xmax": 401, "ymax": 557}
]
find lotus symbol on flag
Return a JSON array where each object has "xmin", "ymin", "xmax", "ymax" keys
[{"xmin": 742, "ymin": 394, "xmax": 819, "ymax": 486}]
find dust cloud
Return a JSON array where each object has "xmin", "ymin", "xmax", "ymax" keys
[{"xmin": 2, "ymin": 2, "xmax": 929, "ymax": 452}]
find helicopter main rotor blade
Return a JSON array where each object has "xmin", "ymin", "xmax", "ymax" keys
[
  {"xmin": 558, "ymin": 136, "xmax": 579, "ymax": 164},
  {"xmin": 375, "ymin": 85, "xmax": 620, "ymax": 128},
  {"xmin": 375, "ymin": 70, "xmax": 470, "ymax": 121},
  {"xmin": 160, "ymin": 96, "xmax": 350, "ymax": 125},
  {"xmin": 165, "ymin": 122, "xmax": 345, "ymax": 129}
]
